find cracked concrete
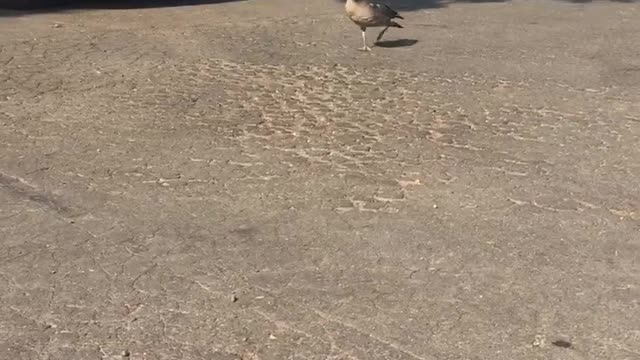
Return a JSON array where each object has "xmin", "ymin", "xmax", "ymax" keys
[{"xmin": 1, "ymin": 0, "xmax": 639, "ymax": 359}]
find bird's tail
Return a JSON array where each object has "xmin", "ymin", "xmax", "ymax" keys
[{"xmin": 391, "ymin": 21, "xmax": 403, "ymax": 28}]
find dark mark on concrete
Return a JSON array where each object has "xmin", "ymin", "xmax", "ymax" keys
[
  {"xmin": 552, "ymin": 340, "xmax": 573, "ymax": 349},
  {"xmin": 0, "ymin": 172, "xmax": 72, "ymax": 215}
]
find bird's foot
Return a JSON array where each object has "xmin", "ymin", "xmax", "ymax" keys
[{"xmin": 358, "ymin": 46, "xmax": 372, "ymax": 52}]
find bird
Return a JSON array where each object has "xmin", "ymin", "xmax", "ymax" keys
[{"xmin": 345, "ymin": 0, "xmax": 404, "ymax": 51}]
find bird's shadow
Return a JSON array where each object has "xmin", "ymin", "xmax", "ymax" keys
[{"xmin": 375, "ymin": 39, "xmax": 419, "ymax": 48}]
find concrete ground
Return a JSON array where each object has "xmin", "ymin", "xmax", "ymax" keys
[{"xmin": 1, "ymin": 0, "xmax": 639, "ymax": 359}]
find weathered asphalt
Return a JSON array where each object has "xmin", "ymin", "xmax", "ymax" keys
[{"xmin": 1, "ymin": 1, "xmax": 639, "ymax": 359}]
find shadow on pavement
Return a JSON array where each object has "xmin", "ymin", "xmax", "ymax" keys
[
  {"xmin": 0, "ymin": 0, "xmax": 244, "ymax": 16},
  {"xmin": 559, "ymin": 0, "xmax": 636, "ymax": 2},
  {"xmin": 337, "ymin": 0, "xmax": 636, "ymax": 11},
  {"xmin": 375, "ymin": 39, "xmax": 419, "ymax": 48},
  {"xmin": 395, "ymin": 0, "xmax": 508, "ymax": 10},
  {"xmin": 3, "ymin": 0, "xmax": 636, "ymax": 19},
  {"xmin": 336, "ymin": 0, "xmax": 509, "ymax": 11}
]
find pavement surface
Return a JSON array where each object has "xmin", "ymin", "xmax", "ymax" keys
[{"xmin": 1, "ymin": 0, "xmax": 639, "ymax": 359}]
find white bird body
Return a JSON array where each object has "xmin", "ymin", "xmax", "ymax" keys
[{"xmin": 345, "ymin": 0, "xmax": 404, "ymax": 51}]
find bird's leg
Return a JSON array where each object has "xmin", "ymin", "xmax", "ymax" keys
[
  {"xmin": 376, "ymin": 25, "xmax": 390, "ymax": 43},
  {"xmin": 359, "ymin": 27, "xmax": 371, "ymax": 51}
]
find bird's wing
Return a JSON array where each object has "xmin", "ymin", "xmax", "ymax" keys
[{"xmin": 368, "ymin": 2, "xmax": 402, "ymax": 19}]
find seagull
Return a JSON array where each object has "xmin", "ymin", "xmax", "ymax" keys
[{"xmin": 345, "ymin": 0, "xmax": 404, "ymax": 51}]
